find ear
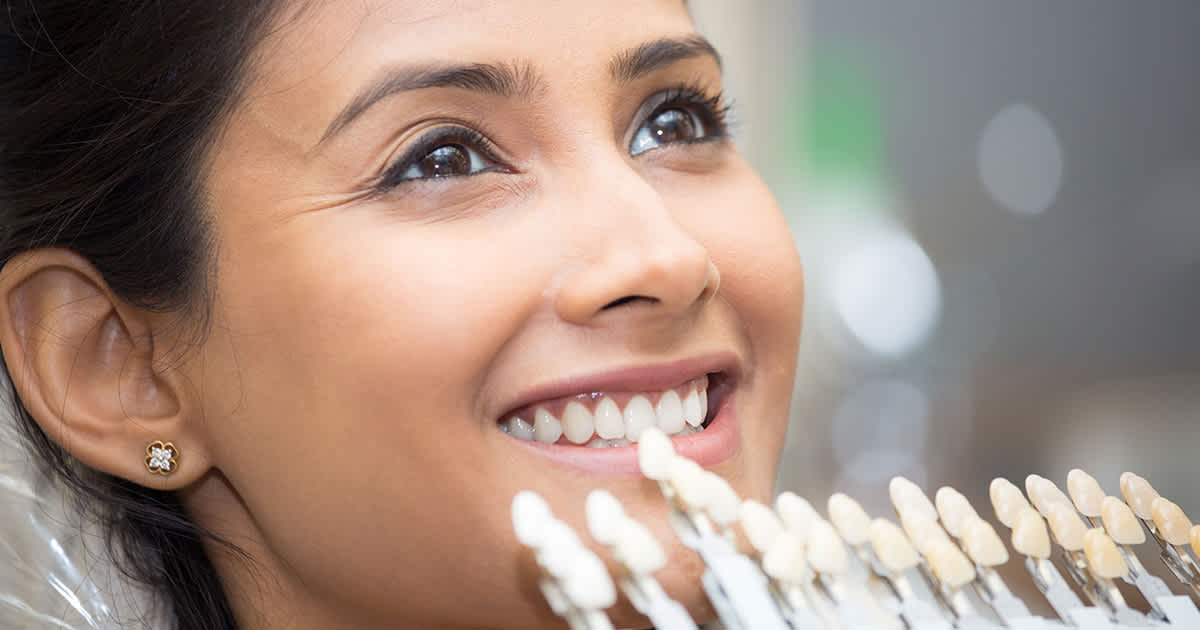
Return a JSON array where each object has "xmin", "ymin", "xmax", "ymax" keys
[{"xmin": 0, "ymin": 248, "xmax": 210, "ymax": 489}]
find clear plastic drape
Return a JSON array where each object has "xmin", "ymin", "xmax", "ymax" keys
[{"xmin": 1, "ymin": 398, "xmax": 166, "ymax": 629}]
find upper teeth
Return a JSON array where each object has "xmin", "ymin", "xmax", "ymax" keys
[{"xmin": 501, "ymin": 380, "xmax": 709, "ymax": 446}]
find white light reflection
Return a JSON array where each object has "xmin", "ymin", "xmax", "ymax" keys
[
  {"xmin": 831, "ymin": 230, "xmax": 941, "ymax": 358},
  {"xmin": 978, "ymin": 103, "xmax": 1063, "ymax": 215}
]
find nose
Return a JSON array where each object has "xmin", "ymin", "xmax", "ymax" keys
[{"xmin": 553, "ymin": 158, "xmax": 720, "ymax": 326}]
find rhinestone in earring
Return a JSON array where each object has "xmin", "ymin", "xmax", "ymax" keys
[{"xmin": 145, "ymin": 440, "xmax": 179, "ymax": 475}]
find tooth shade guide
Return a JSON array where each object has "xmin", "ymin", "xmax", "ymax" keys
[
  {"xmin": 775, "ymin": 491, "xmax": 819, "ymax": 539},
  {"xmin": 636, "ymin": 427, "xmax": 675, "ymax": 481},
  {"xmin": 739, "ymin": 500, "xmax": 784, "ymax": 554},
  {"xmin": 889, "ymin": 476, "xmax": 938, "ymax": 523},
  {"xmin": 807, "ymin": 520, "xmax": 849, "ymax": 574},
  {"xmin": 934, "ymin": 486, "xmax": 978, "ymax": 538},
  {"xmin": 1044, "ymin": 501, "xmax": 1087, "ymax": 551},
  {"xmin": 585, "ymin": 489, "xmax": 626, "ymax": 546},
  {"xmin": 1011, "ymin": 506, "xmax": 1052, "ymax": 559},
  {"xmin": 1083, "ymin": 528, "xmax": 1129, "ymax": 580},
  {"xmin": 1025, "ymin": 474, "xmax": 1072, "ymax": 516},
  {"xmin": 1067, "ymin": 468, "xmax": 1106, "ymax": 517},
  {"xmin": 990, "ymin": 477, "xmax": 1032, "ymax": 528},
  {"xmin": 869, "ymin": 518, "xmax": 921, "ymax": 572},
  {"xmin": 521, "ymin": 465, "xmax": 1200, "ymax": 630},
  {"xmin": 761, "ymin": 530, "xmax": 809, "ymax": 584},
  {"xmin": 1191, "ymin": 524, "xmax": 1200, "ymax": 556},
  {"xmin": 960, "ymin": 516, "xmax": 1009, "ymax": 567},
  {"xmin": 827, "ymin": 492, "xmax": 873, "ymax": 546},
  {"xmin": 1151, "ymin": 497, "xmax": 1194, "ymax": 546},
  {"xmin": 701, "ymin": 470, "xmax": 742, "ymax": 527},
  {"xmin": 1101, "ymin": 496, "xmax": 1147, "ymax": 545},
  {"xmin": 900, "ymin": 513, "xmax": 951, "ymax": 555},
  {"xmin": 925, "ymin": 539, "xmax": 976, "ymax": 589},
  {"xmin": 1120, "ymin": 471, "xmax": 1162, "ymax": 520}
]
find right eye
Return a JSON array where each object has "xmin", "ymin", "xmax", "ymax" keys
[{"xmin": 377, "ymin": 127, "xmax": 505, "ymax": 190}]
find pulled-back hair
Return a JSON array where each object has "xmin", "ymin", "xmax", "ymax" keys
[{"xmin": 1, "ymin": 1, "xmax": 288, "ymax": 627}]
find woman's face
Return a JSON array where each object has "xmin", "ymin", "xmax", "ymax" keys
[{"xmin": 189, "ymin": 1, "xmax": 803, "ymax": 627}]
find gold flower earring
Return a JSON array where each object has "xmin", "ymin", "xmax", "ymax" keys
[{"xmin": 145, "ymin": 441, "xmax": 179, "ymax": 475}]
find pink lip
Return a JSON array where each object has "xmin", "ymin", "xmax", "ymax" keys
[
  {"xmin": 499, "ymin": 353, "xmax": 742, "ymax": 475},
  {"xmin": 497, "ymin": 353, "xmax": 741, "ymax": 417}
]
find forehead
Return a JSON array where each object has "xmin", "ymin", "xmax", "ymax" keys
[{"xmin": 243, "ymin": 0, "xmax": 697, "ymax": 142}]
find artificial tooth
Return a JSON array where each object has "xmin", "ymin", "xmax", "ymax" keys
[
  {"xmin": 1100, "ymin": 496, "xmax": 1146, "ymax": 545},
  {"xmin": 670, "ymin": 457, "xmax": 709, "ymax": 511},
  {"xmin": 934, "ymin": 486, "xmax": 978, "ymax": 538},
  {"xmin": 636, "ymin": 427, "xmax": 674, "ymax": 480},
  {"xmin": 504, "ymin": 416, "xmax": 535, "ymax": 441},
  {"xmin": 889, "ymin": 476, "xmax": 938, "ymax": 523},
  {"xmin": 775, "ymin": 492, "xmax": 820, "ymax": 540},
  {"xmin": 698, "ymin": 387, "xmax": 708, "ymax": 423},
  {"xmin": 740, "ymin": 500, "xmax": 785, "ymax": 554},
  {"xmin": 1026, "ymin": 474, "xmax": 1072, "ymax": 516},
  {"xmin": 828, "ymin": 493, "xmax": 872, "ymax": 546},
  {"xmin": 901, "ymin": 513, "xmax": 951, "ymax": 555},
  {"xmin": 656, "ymin": 390, "xmax": 686, "ymax": 434},
  {"xmin": 703, "ymin": 471, "xmax": 743, "ymax": 527},
  {"xmin": 623, "ymin": 395, "xmax": 656, "ymax": 442},
  {"xmin": 990, "ymin": 478, "xmax": 1032, "ymax": 528},
  {"xmin": 1045, "ymin": 501, "xmax": 1087, "ymax": 551},
  {"xmin": 1067, "ymin": 469, "xmax": 1106, "ymax": 518},
  {"xmin": 586, "ymin": 438, "xmax": 611, "ymax": 448},
  {"xmin": 762, "ymin": 529, "xmax": 809, "ymax": 584},
  {"xmin": 807, "ymin": 520, "xmax": 848, "ymax": 574},
  {"xmin": 614, "ymin": 518, "xmax": 667, "ymax": 576},
  {"xmin": 927, "ymin": 539, "xmax": 976, "ymax": 589},
  {"xmin": 960, "ymin": 515, "xmax": 1009, "ymax": 567},
  {"xmin": 1150, "ymin": 497, "xmax": 1193, "ymax": 545},
  {"xmin": 561, "ymin": 401, "xmax": 595, "ymax": 445},
  {"xmin": 1011, "ymin": 506, "xmax": 1052, "ymax": 559},
  {"xmin": 682, "ymin": 388, "xmax": 704, "ymax": 427},
  {"xmin": 1083, "ymin": 528, "xmax": 1128, "ymax": 579},
  {"xmin": 869, "ymin": 518, "xmax": 921, "ymax": 572},
  {"xmin": 533, "ymin": 408, "xmax": 563, "ymax": 444},
  {"xmin": 1119, "ymin": 472, "xmax": 1160, "ymax": 520},
  {"xmin": 585, "ymin": 489, "xmax": 625, "ymax": 546},
  {"xmin": 593, "ymin": 397, "xmax": 624, "ymax": 440}
]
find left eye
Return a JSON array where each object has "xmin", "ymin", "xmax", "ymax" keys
[
  {"xmin": 397, "ymin": 143, "xmax": 493, "ymax": 181},
  {"xmin": 629, "ymin": 107, "xmax": 710, "ymax": 156}
]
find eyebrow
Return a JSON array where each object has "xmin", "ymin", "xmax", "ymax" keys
[
  {"xmin": 609, "ymin": 34, "xmax": 722, "ymax": 85},
  {"xmin": 319, "ymin": 34, "xmax": 723, "ymax": 144}
]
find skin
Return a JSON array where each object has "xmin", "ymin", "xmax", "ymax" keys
[{"xmin": 1, "ymin": 1, "xmax": 804, "ymax": 628}]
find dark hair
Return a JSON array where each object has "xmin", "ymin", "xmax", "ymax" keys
[{"xmin": 1, "ymin": 1, "xmax": 288, "ymax": 628}]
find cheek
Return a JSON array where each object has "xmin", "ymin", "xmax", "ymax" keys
[{"xmin": 672, "ymin": 165, "xmax": 804, "ymax": 489}]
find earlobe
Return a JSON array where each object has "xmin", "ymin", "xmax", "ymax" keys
[{"xmin": 0, "ymin": 248, "xmax": 209, "ymax": 489}]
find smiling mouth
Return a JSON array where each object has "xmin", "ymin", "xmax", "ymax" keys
[{"xmin": 498, "ymin": 373, "xmax": 728, "ymax": 447}]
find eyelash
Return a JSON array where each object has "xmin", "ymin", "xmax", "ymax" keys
[
  {"xmin": 375, "ymin": 126, "xmax": 505, "ymax": 191},
  {"xmin": 639, "ymin": 84, "xmax": 733, "ymax": 147},
  {"xmin": 372, "ymin": 85, "xmax": 732, "ymax": 194}
]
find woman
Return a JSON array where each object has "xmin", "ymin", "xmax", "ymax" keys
[{"xmin": 0, "ymin": 1, "xmax": 804, "ymax": 628}]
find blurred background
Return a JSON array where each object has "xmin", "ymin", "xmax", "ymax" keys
[{"xmin": 691, "ymin": 0, "xmax": 1200, "ymax": 551}]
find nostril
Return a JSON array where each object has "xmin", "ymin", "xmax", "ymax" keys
[{"xmin": 600, "ymin": 295, "xmax": 655, "ymax": 310}]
